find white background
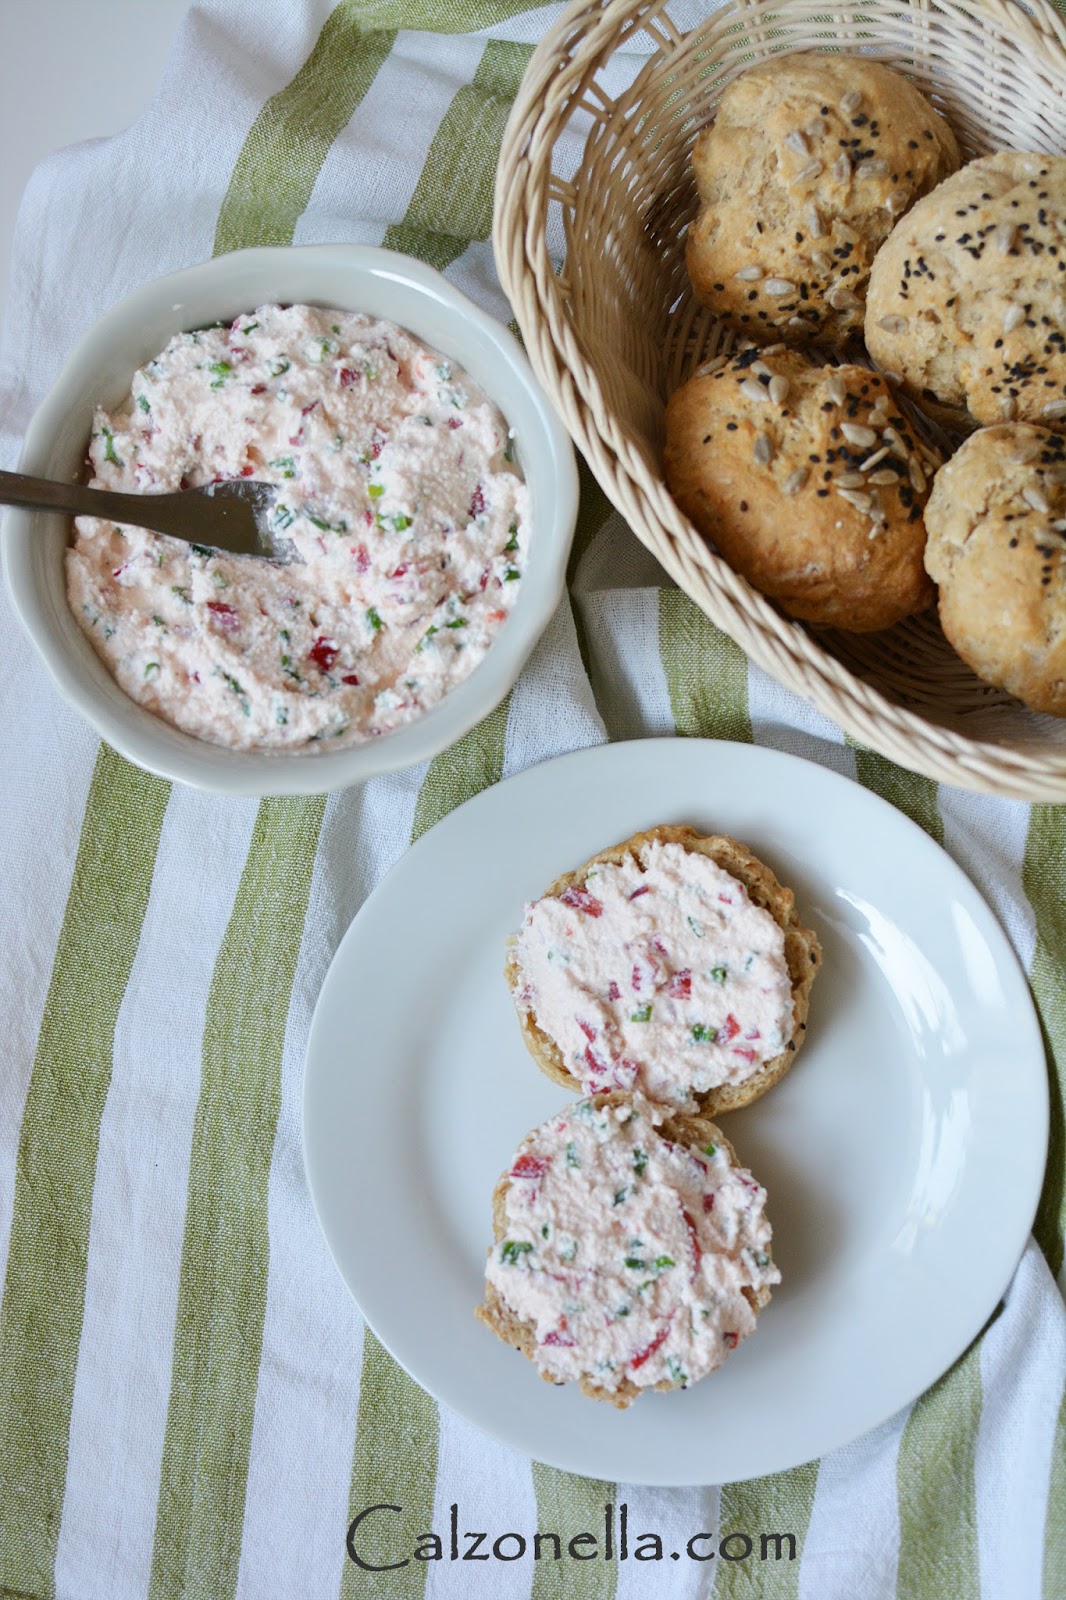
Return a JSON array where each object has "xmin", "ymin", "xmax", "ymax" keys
[{"xmin": 0, "ymin": 0, "xmax": 188, "ymax": 315}]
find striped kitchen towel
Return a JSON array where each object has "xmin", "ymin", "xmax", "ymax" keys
[{"xmin": 0, "ymin": 3, "xmax": 1063, "ymax": 1597}]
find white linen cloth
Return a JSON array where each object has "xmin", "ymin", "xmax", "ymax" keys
[{"xmin": 0, "ymin": 4, "xmax": 1063, "ymax": 1598}]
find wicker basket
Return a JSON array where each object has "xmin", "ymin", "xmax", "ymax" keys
[{"xmin": 494, "ymin": 0, "xmax": 1066, "ymax": 800}]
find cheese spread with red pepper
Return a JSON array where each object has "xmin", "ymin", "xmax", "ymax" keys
[
  {"xmin": 512, "ymin": 840, "xmax": 793, "ymax": 1109},
  {"xmin": 66, "ymin": 304, "xmax": 528, "ymax": 750},
  {"xmin": 485, "ymin": 1098, "xmax": 779, "ymax": 1395}
]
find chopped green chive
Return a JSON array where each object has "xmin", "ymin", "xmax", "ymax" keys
[
  {"xmin": 445, "ymin": 617, "xmax": 468, "ymax": 629},
  {"xmin": 565, "ymin": 1141, "xmax": 580, "ymax": 1168},
  {"xmin": 500, "ymin": 1240, "xmax": 533, "ymax": 1265},
  {"xmin": 691, "ymin": 1023, "xmax": 718, "ymax": 1043},
  {"xmin": 709, "ymin": 966, "xmax": 728, "ymax": 985},
  {"xmin": 367, "ymin": 483, "xmax": 384, "ymax": 499},
  {"xmin": 687, "ymin": 916, "xmax": 705, "ymax": 937},
  {"xmin": 144, "ymin": 662, "xmax": 160, "ymax": 678},
  {"xmin": 366, "ymin": 607, "xmax": 383, "ymax": 632},
  {"xmin": 632, "ymin": 1149, "xmax": 648, "ymax": 1176},
  {"xmin": 269, "ymin": 456, "xmax": 296, "ymax": 478},
  {"xmin": 101, "ymin": 427, "xmax": 122, "ymax": 467},
  {"xmin": 630, "ymin": 1004, "xmax": 653, "ymax": 1023},
  {"xmin": 170, "ymin": 585, "xmax": 191, "ymax": 605},
  {"xmin": 613, "ymin": 1188, "xmax": 629, "ymax": 1206},
  {"xmin": 504, "ymin": 567, "xmax": 520, "ymax": 581},
  {"xmin": 136, "ymin": 395, "xmax": 151, "ymax": 414}
]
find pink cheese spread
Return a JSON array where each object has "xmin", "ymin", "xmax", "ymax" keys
[
  {"xmin": 485, "ymin": 1097, "xmax": 779, "ymax": 1395},
  {"xmin": 512, "ymin": 839, "xmax": 793, "ymax": 1110},
  {"xmin": 66, "ymin": 304, "xmax": 529, "ymax": 751}
]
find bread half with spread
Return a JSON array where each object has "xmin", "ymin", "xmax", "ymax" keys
[
  {"xmin": 477, "ymin": 1093, "xmax": 779, "ymax": 1407},
  {"xmin": 505, "ymin": 824, "xmax": 820, "ymax": 1116}
]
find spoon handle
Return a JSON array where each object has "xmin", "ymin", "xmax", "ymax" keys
[{"xmin": 0, "ymin": 468, "xmax": 197, "ymax": 538}]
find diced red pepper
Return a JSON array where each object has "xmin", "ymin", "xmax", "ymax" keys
[
  {"xmin": 719, "ymin": 893, "xmax": 734, "ymax": 904},
  {"xmin": 390, "ymin": 564, "xmax": 409, "ymax": 580},
  {"xmin": 309, "ymin": 636, "xmax": 339, "ymax": 673},
  {"xmin": 731, "ymin": 1047, "xmax": 756, "ymax": 1064},
  {"xmin": 510, "ymin": 1153, "xmax": 549, "ymax": 1181},
  {"xmin": 206, "ymin": 601, "xmax": 240, "ymax": 631},
  {"xmin": 446, "ymin": 416, "xmax": 463, "ymax": 430},
  {"xmin": 542, "ymin": 1320, "xmax": 576, "ymax": 1349},
  {"xmin": 668, "ymin": 969, "xmax": 692, "ymax": 1000},
  {"xmin": 717, "ymin": 1013, "xmax": 741, "ymax": 1044},
  {"xmin": 341, "ymin": 674, "xmax": 360, "ymax": 686},
  {"xmin": 469, "ymin": 484, "xmax": 486, "ymax": 519},
  {"xmin": 338, "ymin": 367, "xmax": 358, "ymax": 388},
  {"xmin": 250, "ymin": 384, "xmax": 266, "ymax": 395},
  {"xmin": 703, "ymin": 1193, "xmax": 715, "ymax": 1213},
  {"xmin": 560, "ymin": 885, "xmax": 603, "ymax": 917},
  {"xmin": 352, "ymin": 544, "xmax": 370, "ymax": 572},
  {"xmin": 576, "ymin": 1018, "xmax": 597, "ymax": 1043},
  {"xmin": 682, "ymin": 1207, "xmax": 702, "ymax": 1278},
  {"xmin": 584, "ymin": 1043, "xmax": 607, "ymax": 1079},
  {"xmin": 607, "ymin": 981, "xmax": 621, "ymax": 1002},
  {"xmin": 630, "ymin": 1321, "xmax": 672, "ymax": 1371},
  {"xmin": 723, "ymin": 1331, "xmax": 739, "ymax": 1350},
  {"xmin": 629, "ymin": 885, "xmax": 650, "ymax": 900}
]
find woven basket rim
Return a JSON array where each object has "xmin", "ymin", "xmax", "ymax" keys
[{"xmin": 494, "ymin": 0, "xmax": 1066, "ymax": 800}]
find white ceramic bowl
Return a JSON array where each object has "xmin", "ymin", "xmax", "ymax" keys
[{"xmin": 3, "ymin": 246, "xmax": 578, "ymax": 795}]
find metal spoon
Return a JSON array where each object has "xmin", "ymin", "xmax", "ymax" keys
[{"xmin": 0, "ymin": 468, "xmax": 292, "ymax": 562}]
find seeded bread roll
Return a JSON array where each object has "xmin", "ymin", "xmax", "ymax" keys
[
  {"xmin": 664, "ymin": 348, "xmax": 937, "ymax": 631},
  {"xmin": 477, "ymin": 1093, "xmax": 776, "ymax": 1407},
  {"xmin": 866, "ymin": 153, "xmax": 1066, "ymax": 430},
  {"xmin": 924, "ymin": 424, "xmax": 1066, "ymax": 714},
  {"xmin": 685, "ymin": 53, "xmax": 959, "ymax": 346},
  {"xmin": 505, "ymin": 824, "xmax": 820, "ymax": 1117}
]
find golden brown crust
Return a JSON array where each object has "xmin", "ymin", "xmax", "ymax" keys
[
  {"xmin": 664, "ymin": 350, "xmax": 936, "ymax": 632},
  {"xmin": 474, "ymin": 1092, "xmax": 772, "ymax": 1407},
  {"xmin": 866, "ymin": 153, "xmax": 1066, "ymax": 429},
  {"xmin": 685, "ymin": 53, "xmax": 959, "ymax": 346},
  {"xmin": 924, "ymin": 423, "xmax": 1066, "ymax": 715},
  {"xmin": 504, "ymin": 824, "xmax": 821, "ymax": 1116}
]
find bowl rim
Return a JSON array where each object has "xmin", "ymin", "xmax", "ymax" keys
[
  {"xmin": 493, "ymin": 0, "xmax": 1066, "ymax": 801},
  {"xmin": 3, "ymin": 243, "xmax": 578, "ymax": 796}
]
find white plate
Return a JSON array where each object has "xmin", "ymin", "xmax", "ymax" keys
[{"xmin": 303, "ymin": 739, "xmax": 1048, "ymax": 1485}]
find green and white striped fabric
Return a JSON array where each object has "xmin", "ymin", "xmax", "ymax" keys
[{"xmin": 0, "ymin": 4, "xmax": 1063, "ymax": 1596}]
